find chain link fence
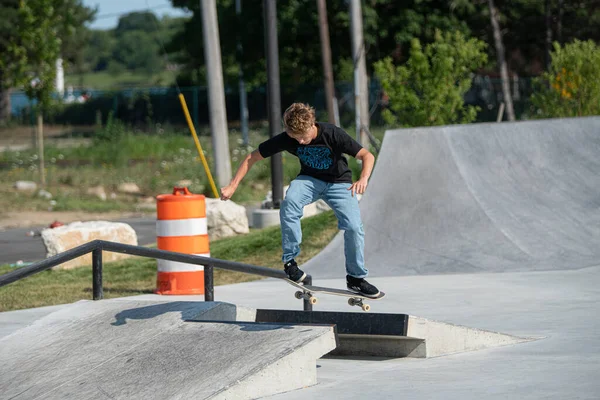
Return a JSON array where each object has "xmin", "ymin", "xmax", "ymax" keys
[{"xmin": 8, "ymin": 76, "xmax": 535, "ymax": 132}]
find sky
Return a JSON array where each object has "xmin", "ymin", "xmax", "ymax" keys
[{"xmin": 83, "ymin": 0, "xmax": 190, "ymax": 30}]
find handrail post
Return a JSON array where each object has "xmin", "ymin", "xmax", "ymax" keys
[
  {"xmin": 303, "ymin": 275, "xmax": 313, "ymax": 311},
  {"xmin": 204, "ymin": 264, "xmax": 214, "ymax": 301},
  {"xmin": 92, "ymin": 248, "xmax": 103, "ymax": 300}
]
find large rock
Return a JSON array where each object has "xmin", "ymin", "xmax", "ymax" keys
[
  {"xmin": 14, "ymin": 181, "xmax": 37, "ymax": 192},
  {"xmin": 117, "ymin": 182, "xmax": 141, "ymax": 195},
  {"xmin": 205, "ymin": 198, "xmax": 249, "ymax": 240},
  {"xmin": 87, "ymin": 185, "xmax": 107, "ymax": 201},
  {"xmin": 41, "ymin": 221, "xmax": 138, "ymax": 269},
  {"xmin": 37, "ymin": 189, "xmax": 53, "ymax": 200}
]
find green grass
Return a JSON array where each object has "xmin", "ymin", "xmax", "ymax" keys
[
  {"xmin": 0, "ymin": 124, "xmax": 385, "ymax": 213},
  {"xmin": 64, "ymin": 70, "xmax": 175, "ymax": 89},
  {"xmin": 0, "ymin": 125, "xmax": 305, "ymax": 212},
  {"xmin": 0, "ymin": 211, "xmax": 340, "ymax": 312}
]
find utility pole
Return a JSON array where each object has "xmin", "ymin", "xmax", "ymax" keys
[
  {"xmin": 200, "ymin": 0, "xmax": 232, "ymax": 188},
  {"xmin": 236, "ymin": 0, "xmax": 249, "ymax": 145},
  {"xmin": 317, "ymin": 0, "xmax": 336, "ymax": 125},
  {"xmin": 349, "ymin": 0, "xmax": 369, "ymax": 147},
  {"xmin": 264, "ymin": 0, "xmax": 283, "ymax": 208}
]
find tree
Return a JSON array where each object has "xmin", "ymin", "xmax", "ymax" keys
[
  {"xmin": 374, "ymin": 30, "xmax": 487, "ymax": 127},
  {"xmin": 463, "ymin": 0, "xmax": 600, "ymax": 77},
  {"xmin": 13, "ymin": 1, "xmax": 63, "ymax": 112},
  {"xmin": 84, "ymin": 30, "xmax": 116, "ymax": 72},
  {"xmin": 0, "ymin": 0, "xmax": 94, "ymax": 124},
  {"xmin": 81, "ymin": 12, "xmax": 179, "ymax": 76},
  {"xmin": 531, "ymin": 40, "xmax": 600, "ymax": 118},
  {"xmin": 59, "ymin": 2, "xmax": 96, "ymax": 78},
  {"xmin": 487, "ymin": 0, "xmax": 515, "ymax": 121},
  {"xmin": 115, "ymin": 11, "xmax": 160, "ymax": 35},
  {"xmin": 0, "ymin": 0, "xmax": 22, "ymax": 123},
  {"xmin": 112, "ymin": 11, "xmax": 164, "ymax": 75},
  {"xmin": 113, "ymin": 31, "xmax": 163, "ymax": 73},
  {"xmin": 168, "ymin": 0, "xmax": 480, "ymax": 89},
  {"xmin": 3, "ymin": 0, "xmax": 95, "ymax": 184}
]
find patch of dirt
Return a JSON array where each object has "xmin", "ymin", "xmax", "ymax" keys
[
  {"xmin": 0, "ymin": 211, "xmax": 152, "ymax": 230},
  {"xmin": 0, "ymin": 124, "xmax": 94, "ymax": 152}
]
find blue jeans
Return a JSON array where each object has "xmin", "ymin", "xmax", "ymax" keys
[{"xmin": 280, "ymin": 175, "xmax": 368, "ymax": 278}]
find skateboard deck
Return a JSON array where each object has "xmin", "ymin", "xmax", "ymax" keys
[{"xmin": 284, "ymin": 279, "xmax": 385, "ymax": 311}]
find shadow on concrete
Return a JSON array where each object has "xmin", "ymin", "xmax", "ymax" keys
[{"xmin": 111, "ymin": 301, "xmax": 211, "ymax": 326}]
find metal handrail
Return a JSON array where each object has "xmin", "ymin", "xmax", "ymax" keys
[
  {"xmin": 0, "ymin": 240, "xmax": 100, "ymax": 287},
  {"xmin": 0, "ymin": 240, "xmax": 313, "ymax": 311}
]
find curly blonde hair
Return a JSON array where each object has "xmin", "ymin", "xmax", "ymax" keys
[{"xmin": 283, "ymin": 103, "xmax": 315, "ymax": 136}]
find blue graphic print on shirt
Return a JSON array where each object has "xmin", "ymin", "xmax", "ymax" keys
[{"xmin": 297, "ymin": 146, "xmax": 333, "ymax": 170}]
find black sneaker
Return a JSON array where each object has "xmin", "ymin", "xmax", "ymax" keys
[
  {"xmin": 346, "ymin": 275, "xmax": 380, "ymax": 298},
  {"xmin": 284, "ymin": 259, "xmax": 307, "ymax": 283}
]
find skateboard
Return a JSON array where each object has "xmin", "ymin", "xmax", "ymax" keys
[{"xmin": 284, "ymin": 279, "xmax": 385, "ymax": 311}]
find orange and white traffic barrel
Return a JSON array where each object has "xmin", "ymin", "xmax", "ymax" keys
[{"xmin": 155, "ymin": 187, "xmax": 209, "ymax": 295}]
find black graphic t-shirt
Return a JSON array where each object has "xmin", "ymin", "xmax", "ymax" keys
[{"xmin": 258, "ymin": 122, "xmax": 362, "ymax": 183}]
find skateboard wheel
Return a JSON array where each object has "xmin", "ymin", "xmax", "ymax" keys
[
  {"xmin": 362, "ymin": 304, "xmax": 371, "ymax": 312},
  {"xmin": 295, "ymin": 291, "xmax": 304, "ymax": 299},
  {"xmin": 309, "ymin": 296, "xmax": 318, "ymax": 305}
]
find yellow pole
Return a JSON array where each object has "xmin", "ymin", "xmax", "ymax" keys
[{"xmin": 178, "ymin": 93, "xmax": 219, "ymax": 198}]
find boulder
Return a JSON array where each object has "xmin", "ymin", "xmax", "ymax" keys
[
  {"xmin": 176, "ymin": 179, "xmax": 193, "ymax": 187},
  {"xmin": 37, "ymin": 189, "xmax": 53, "ymax": 200},
  {"xmin": 14, "ymin": 181, "xmax": 37, "ymax": 192},
  {"xmin": 41, "ymin": 221, "xmax": 138, "ymax": 269},
  {"xmin": 205, "ymin": 198, "xmax": 249, "ymax": 240},
  {"xmin": 117, "ymin": 182, "xmax": 141, "ymax": 195},
  {"xmin": 136, "ymin": 196, "xmax": 157, "ymax": 211},
  {"xmin": 87, "ymin": 186, "xmax": 107, "ymax": 201}
]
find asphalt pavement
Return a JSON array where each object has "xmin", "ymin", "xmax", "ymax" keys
[{"xmin": 0, "ymin": 217, "xmax": 157, "ymax": 265}]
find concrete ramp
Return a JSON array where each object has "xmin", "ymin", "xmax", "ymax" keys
[
  {"xmin": 0, "ymin": 299, "xmax": 336, "ymax": 400},
  {"xmin": 306, "ymin": 117, "xmax": 600, "ymax": 277},
  {"xmin": 404, "ymin": 316, "xmax": 535, "ymax": 358}
]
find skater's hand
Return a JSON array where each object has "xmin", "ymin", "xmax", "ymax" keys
[
  {"xmin": 348, "ymin": 177, "xmax": 368, "ymax": 197},
  {"xmin": 220, "ymin": 184, "xmax": 237, "ymax": 201}
]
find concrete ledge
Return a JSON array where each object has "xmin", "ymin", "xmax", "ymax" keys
[
  {"xmin": 253, "ymin": 309, "xmax": 535, "ymax": 358},
  {"xmin": 255, "ymin": 309, "xmax": 408, "ymax": 335},
  {"xmin": 332, "ymin": 334, "xmax": 426, "ymax": 358}
]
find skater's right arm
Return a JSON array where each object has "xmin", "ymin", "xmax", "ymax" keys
[{"xmin": 220, "ymin": 150, "xmax": 264, "ymax": 200}]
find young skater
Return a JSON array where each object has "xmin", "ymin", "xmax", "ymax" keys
[{"xmin": 220, "ymin": 103, "xmax": 380, "ymax": 297}]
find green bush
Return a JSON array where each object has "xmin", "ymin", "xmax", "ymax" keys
[
  {"xmin": 374, "ymin": 30, "xmax": 487, "ymax": 127},
  {"xmin": 531, "ymin": 40, "xmax": 600, "ymax": 118}
]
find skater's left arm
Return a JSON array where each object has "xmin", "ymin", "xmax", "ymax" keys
[{"xmin": 348, "ymin": 148, "xmax": 375, "ymax": 197}]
